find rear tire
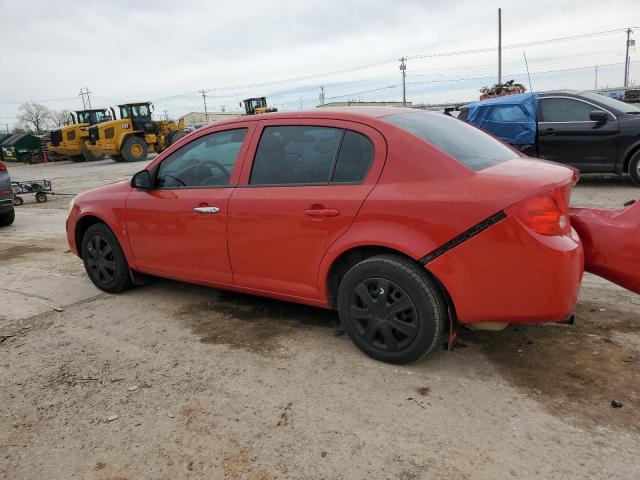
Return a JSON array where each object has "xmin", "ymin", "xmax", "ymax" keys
[
  {"xmin": 13, "ymin": 196, "xmax": 23, "ymax": 206},
  {"xmin": 170, "ymin": 130, "xmax": 189, "ymax": 145},
  {"xmin": 337, "ymin": 255, "xmax": 445, "ymax": 364},
  {"xmin": 81, "ymin": 223, "xmax": 133, "ymax": 293},
  {"xmin": 82, "ymin": 143, "xmax": 105, "ymax": 162},
  {"xmin": 35, "ymin": 192, "xmax": 47, "ymax": 203},
  {"xmin": 121, "ymin": 136, "xmax": 148, "ymax": 162},
  {"xmin": 629, "ymin": 151, "xmax": 640, "ymax": 186},
  {"xmin": 0, "ymin": 208, "xmax": 15, "ymax": 226}
]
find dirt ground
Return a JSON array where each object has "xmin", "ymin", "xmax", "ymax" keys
[{"xmin": 1, "ymin": 159, "xmax": 639, "ymax": 480}]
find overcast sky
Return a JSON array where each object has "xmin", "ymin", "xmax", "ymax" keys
[{"xmin": 0, "ymin": 0, "xmax": 638, "ymax": 126}]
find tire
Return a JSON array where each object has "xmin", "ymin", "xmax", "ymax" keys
[
  {"xmin": 121, "ymin": 136, "xmax": 148, "ymax": 162},
  {"xmin": 70, "ymin": 155, "xmax": 85, "ymax": 163},
  {"xmin": 81, "ymin": 223, "xmax": 133, "ymax": 293},
  {"xmin": 111, "ymin": 154, "xmax": 125, "ymax": 162},
  {"xmin": 0, "ymin": 208, "xmax": 15, "ymax": 226},
  {"xmin": 13, "ymin": 196, "xmax": 23, "ymax": 206},
  {"xmin": 170, "ymin": 130, "xmax": 188, "ymax": 145},
  {"xmin": 82, "ymin": 143, "xmax": 105, "ymax": 162},
  {"xmin": 629, "ymin": 150, "xmax": 640, "ymax": 186},
  {"xmin": 337, "ymin": 255, "xmax": 445, "ymax": 364},
  {"xmin": 35, "ymin": 192, "xmax": 47, "ymax": 203}
]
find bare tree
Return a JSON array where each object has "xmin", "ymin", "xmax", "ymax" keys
[
  {"xmin": 50, "ymin": 109, "xmax": 73, "ymax": 128},
  {"xmin": 17, "ymin": 102, "xmax": 52, "ymax": 133}
]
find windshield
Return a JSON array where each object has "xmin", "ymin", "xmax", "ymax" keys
[
  {"xmin": 120, "ymin": 104, "xmax": 151, "ymax": 119},
  {"xmin": 77, "ymin": 111, "xmax": 91, "ymax": 124},
  {"xmin": 383, "ymin": 111, "xmax": 518, "ymax": 171},
  {"xmin": 580, "ymin": 92, "xmax": 640, "ymax": 114}
]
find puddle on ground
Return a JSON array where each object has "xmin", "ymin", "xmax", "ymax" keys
[
  {"xmin": 0, "ymin": 245, "xmax": 54, "ymax": 262},
  {"xmin": 175, "ymin": 290, "xmax": 340, "ymax": 355},
  {"xmin": 469, "ymin": 302, "xmax": 640, "ymax": 433}
]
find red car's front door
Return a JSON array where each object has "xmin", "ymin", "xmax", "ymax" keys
[
  {"xmin": 227, "ymin": 119, "xmax": 386, "ymax": 300},
  {"xmin": 126, "ymin": 125, "xmax": 253, "ymax": 285}
]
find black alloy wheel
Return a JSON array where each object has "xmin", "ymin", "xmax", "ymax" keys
[
  {"xmin": 349, "ymin": 278, "xmax": 419, "ymax": 352},
  {"xmin": 81, "ymin": 223, "xmax": 132, "ymax": 293}
]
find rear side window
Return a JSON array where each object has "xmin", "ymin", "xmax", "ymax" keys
[
  {"xmin": 249, "ymin": 126, "xmax": 374, "ymax": 185},
  {"xmin": 383, "ymin": 111, "xmax": 516, "ymax": 171},
  {"xmin": 333, "ymin": 131, "xmax": 374, "ymax": 183}
]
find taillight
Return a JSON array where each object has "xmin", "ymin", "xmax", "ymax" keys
[
  {"xmin": 0, "ymin": 161, "xmax": 6, "ymax": 171},
  {"xmin": 508, "ymin": 187, "xmax": 571, "ymax": 236}
]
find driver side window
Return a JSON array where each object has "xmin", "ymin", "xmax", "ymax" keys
[{"xmin": 156, "ymin": 128, "xmax": 247, "ymax": 188}]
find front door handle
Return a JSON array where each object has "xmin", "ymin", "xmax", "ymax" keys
[
  {"xmin": 304, "ymin": 208, "xmax": 340, "ymax": 217},
  {"xmin": 194, "ymin": 206, "xmax": 220, "ymax": 214},
  {"xmin": 540, "ymin": 128, "xmax": 556, "ymax": 136}
]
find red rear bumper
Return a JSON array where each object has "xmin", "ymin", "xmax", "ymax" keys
[
  {"xmin": 427, "ymin": 214, "xmax": 584, "ymax": 325},
  {"xmin": 570, "ymin": 201, "xmax": 640, "ymax": 295}
]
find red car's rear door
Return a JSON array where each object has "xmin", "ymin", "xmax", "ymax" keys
[
  {"xmin": 227, "ymin": 119, "xmax": 386, "ymax": 300},
  {"xmin": 125, "ymin": 125, "xmax": 254, "ymax": 284}
]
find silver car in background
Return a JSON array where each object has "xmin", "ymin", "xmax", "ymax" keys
[{"xmin": 0, "ymin": 160, "xmax": 15, "ymax": 226}]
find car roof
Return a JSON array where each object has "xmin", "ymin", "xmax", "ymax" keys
[{"xmin": 210, "ymin": 106, "xmax": 418, "ymax": 128}]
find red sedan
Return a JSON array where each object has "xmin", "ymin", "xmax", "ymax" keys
[{"xmin": 67, "ymin": 107, "xmax": 585, "ymax": 363}]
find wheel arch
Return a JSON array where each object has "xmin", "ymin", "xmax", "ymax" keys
[
  {"xmin": 322, "ymin": 244, "xmax": 454, "ymax": 316},
  {"xmin": 622, "ymin": 141, "xmax": 640, "ymax": 173},
  {"xmin": 74, "ymin": 214, "xmax": 108, "ymax": 257}
]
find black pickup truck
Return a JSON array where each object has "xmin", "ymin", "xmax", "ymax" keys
[{"xmin": 459, "ymin": 91, "xmax": 640, "ymax": 185}]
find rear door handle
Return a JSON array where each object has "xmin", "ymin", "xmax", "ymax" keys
[
  {"xmin": 194, "ymin": 206, "xmax": 220, "ymax": 213},
  {"xmin": 304, "ymin": 208, "xmax": 340, "ymax": 217},
  {"xmin": 540, "ymin": 128, "xmax": 556, "ymax": 136}
]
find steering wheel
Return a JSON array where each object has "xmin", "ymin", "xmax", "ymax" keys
[{"xmin": 199, "ymin": 160, "xmax": 231, "ymax": 185}]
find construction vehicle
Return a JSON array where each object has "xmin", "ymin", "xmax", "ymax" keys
[
  {"xmin": 241, "ymin": 97, "xmax": 278, "ymax": 115},
  {"xmin": 85, "ymin": 102, "xmax": 187, "ymax": 162},
  {"xmin": 47, "ymin": 109, "xmax": 112, "ymax": 162}
]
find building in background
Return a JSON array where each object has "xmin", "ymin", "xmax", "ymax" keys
[
  {"xmin": 182, "ymin": 112, "xmax": 241, "ymax": 127},
  {"xmin": 317, "ymin": 101, "xmax": 412, "ymax": 108}
]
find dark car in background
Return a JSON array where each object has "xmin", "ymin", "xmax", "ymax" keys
[
  {"xmin": 0, "ymin": 160, "xmax": 15, "ymax": 226},
  {"xmin": 459, "ymin": 91, "xmax": 640, "ymax": 185}
]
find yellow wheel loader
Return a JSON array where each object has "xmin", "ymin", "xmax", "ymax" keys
[
  {"xmin": 47, "ymin": 109, "xmax": 112, "ymax": 162},
  {"xmin": 85, "ymin": 102, "xmax": 187, "ymax": 162},
  {"xmin": 241, "ymin": 97, "xmax": 278, "ymax": 115}
]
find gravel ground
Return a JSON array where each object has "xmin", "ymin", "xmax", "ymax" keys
[{"xmin": 1, "ymin": 159, "xmax": 639, "ymax": 480}]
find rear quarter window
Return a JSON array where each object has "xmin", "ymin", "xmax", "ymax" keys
[{"xmin": 383, "ymin": 111, "xmax": 517, "ymax": 171}]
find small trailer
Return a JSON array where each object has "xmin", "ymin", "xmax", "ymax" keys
[{"xmin": 12, "ymin": 179, "xmax": 53, "ymax": 205}]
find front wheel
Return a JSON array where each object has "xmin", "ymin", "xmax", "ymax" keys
[
  {"xmin": 337, "ymin": 255, "xmax": 445, "ymax": 364},
  {"xmin": 629, "ymin": 151, "xmax": 640, "ymax": 186},
  {"xmin": 82, "ymin": 223, "xmax": 133, "ymax": 293},
  {"xmin": 121, "ymin": 136, "xmax": 148, "ymax": 162}
]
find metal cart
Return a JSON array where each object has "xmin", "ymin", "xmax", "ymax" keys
[{"xmin": 12, "ymin": 179, "xmax": 53, "ymax": 205}]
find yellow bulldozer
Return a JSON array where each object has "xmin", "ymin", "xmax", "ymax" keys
[
  {"xmin": 85, "ymin": 102, "xmax": 187, "ymax": 162},
  {"xmin": 241, "ymin": 97, "xmax": 278, "ymax": 115},
  {"xmin": 48, "ymin": 108, "xmax": 113, "ymax": 162}
]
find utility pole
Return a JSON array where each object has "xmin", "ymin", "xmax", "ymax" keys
[
  {"xmin": 163, "ymin": 110, "xmax": 169, "ymax": 120},
  {"xmin": 498, "ymin": 8, "xmax": 502, "ymax": 85},
  {"xmin": 200, "ymin": 89, "xmax": 208, "ymax": 120},
  {"xmin": 624, "ymin": 28, "xmax": 633, "ymax": 88},
  {"xmin": 319, "ymin": 86, "xmax": 325, "ymax": 106},
  {"xmin": 399, "ymin": 57, "xmax": 407, "ymax": 106},
  {"xmin": 595, "ymin": 65, "xmax": 598, "ymax": 91},
  {"xmin": 78, "ymin": 87, "xmax": 92, "ymax": 109}
]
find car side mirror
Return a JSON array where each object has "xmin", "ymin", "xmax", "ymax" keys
[
  {"xmin": 131, "ymin": 170, "xmax": 152, "ymax": 190},
  {"xmin": 590, "ymin": 110, "xmax": 608, "ymax": 123}
]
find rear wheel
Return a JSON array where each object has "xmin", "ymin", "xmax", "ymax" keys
[
  {"xmin": 35, "ymin": 192, "xmax": 47, "ymax": 203},
  {"xmin": 337, "ymin": 255, "xmax": 445, "ymax": 364},
  {"xmin": 170, "ymin": 130, "xmax": 189, "ymax": 145},
  {"xmin": 13, "ymin": 196, "xmax": 23, "ymax": 206},
  {"xmin": 81, "ymin": 223, "xmax": 133, "ymax": 293},
  {"xmin": 629, "ymin": 151, "xmax": 640, "ymax": 186},
  {"xmin": 121, "ymin": 136, "xmax": 148, "ymax": 162},
  {"xmin": 82, "ymin": 143, "xmax": 105, "ymax": 162},
  {"xmin": 0, "ymin": 208, "xmax": 15, "ymax": 226}
]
